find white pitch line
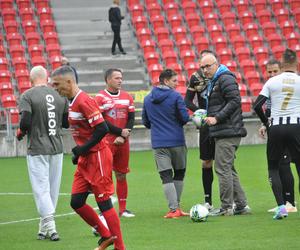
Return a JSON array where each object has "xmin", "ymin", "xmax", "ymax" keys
[{"xmin": 0, "ymin": 192, "xmax": 71, "ymax": 196}]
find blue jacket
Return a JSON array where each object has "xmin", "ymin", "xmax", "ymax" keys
[{"xmin": 142, "ymin": 85, "xmax": 190, "ymax": 149}]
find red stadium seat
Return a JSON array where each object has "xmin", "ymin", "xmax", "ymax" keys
[
  {"xmin": 272, "ymin": 45, "xmax": 285, "ymax": 60},
  {"xmin": 4, "ymin": 20, "xmax": 18, "ymax": 33},
  {"xmin": 140, "ymin": 39, "xmax": 156, "ymax": 54},
  {"xmin": 249, "ymin": 83, "xmax": 263, "ymax": 96},
  {"xmin": 19, "ymin": 7, "xmax": 34, "ymax": 21},
  {"xmin": 12, "ymin": 57, "xmax": 28, "ymax": 71},
  {"xmin": 256, "ymin": 10, "xmax": 272, "ymax": 25},
  {"xmin": 25, "ymin": 32, "xmax": 41, "ymax": 46},
  {"xmin": 154, "ymin": 27, "xmax": 169, "ymax": 42},
  {"xmin": 0, "ymin": 57, "xmax": 9, "ymax": 71},
  {"xmin": 7, "ymin": 33, "xmax": 23, "ymax": 46},
  {"xmin": 144, "ymin": 52, "xmax": 160, "ymax": 67},
  {"xmin": 244, "ymin": 23, "xmax": 259, "ymax": 37},
  {"xmin": 17, "ymin": 81, "xmax": 31, "ymax": 93},
  {"xmin": 239, "ymin": 84, "xmax": 247, "ymax": 96},
  {"xmin": 167, "ymin": 63, "xmax": 182, "ymax": 75},
  {"xmin": 186, "ymin": 13, "xmax": 200, "ymax": 29},
  {"xmin": 235, "ymin": 72, "xmax": 243, "ymax": 84},
  {"xmin": 180, "ymin": 50, "xmax": 196, "ymax": 65},
  {"xmin": 137, "ymin": 28, "xmax": 152, "ymax": 43},
  {"xmin": 162, "ymin": 51, "xmax": 177, "ymax": 66},
  {"xmin": 43, "ymin": 32, "xmax": 59, "ymax": 45},
  {"xmin": 216, "ymin": 1, "xmax": 232, "ymax": 14},
  {"xmin": 274, "ymin": 8, "xmax": 290, "ymax": 24},
  {"xmin": 266, "ymin": 33, "xmax": 283, "ymax": 48},
  {"xmin": 148, "ymin": 64, "xmax": 163, "ymax": 84},
  {"xmin": 1, "ymin": 94, "xmax": 17, "ymax": 108},
  {"xmin": 158, "ymin": 39, "xmax": 174, "ymax": 52},
  {"xmin": 232, "ymin": 35, "xmax": 247, "ymax": 49},
  {"xmin": 0, "ymin": 0, "xmax": 13, "ymax": 9},
  {"xmin": 22, "ymin": 20, "xmax": 38, "ymax": 34},
  {"xmin": 0, "ymin": 46, "xmax": 6, "ymax": 57},
  {"xmin": 253, "ymin": 0, "xmax": 267, "ymax": 12},
  {"xmin": 248, "ymin": 35, "xmax": 264, "ymax": 50},
  {"xmin": 236, "ymin": 47, "xmax": 251, "ymax": 61},
  {"xmin": 0, "ymin": 82, "xmax": 13, "ymax": 96},
  {"xmin": 146, "ymin": 2, "xmax": 161, "ymax": 17},
  {"xmin": 132, "ymin": 16, "xmax": 148, "ymax": 31},
  {"xmin": 45, "ymin": 43, "xmax": 61, "ymax": 57},
  {"xmin": 213, "ymin": 36, "xmax": 227, "ymax": 51},
  {"xmin": 16, "ymin": 0, "xmax": 31, "ymax": 9},
  {"xmin": 1, "ymin": 8, "xmax": 17, "ymax": 21},
  {"xmin": 244, "ymin": 71, "xmax": 261, "ymax": 87},
  {"xmin": 280, "ymin": 21, "xmax": 295, "ymax": 37},
  {"xmin": 224, "ymin": 61, "xmax": 237, "ymax": 72},
  {"xmin": 241, "ymin": 96, "xmax": 252, "ymax": 113},
  {"xmin": 31, "ymin": 56, "xmax": 47, "ymax": 67},
  {"xmin": 217, "ymin": 48, "xmax": 233, "ymax": 63},
  {"xmin": 194, "ymin": 37, "xmax": 209, "ymax": 54},
  {"xmin": 293, "ymin": 8, "xmax": 300, "ymax": 26},
  {"xmin": 286, "ymin": 32, "xmax": 300, "ymax": 48},
  {"xmin": 34, "ymin": 0, "xmax": 50, "ymax": 9},
  {"xmin": 167, "ymin": 14, "xmax": 182, "ymax": 29},
  {"xmin": 239, "ymin": 11, "xmax": 254, "ymax": 25},
  {"xmin": 184, "ymin": 62, "xmax": 198, "ymax": 78},
  {"xmin": 0, "ymin": 70, "xmax": 11, "ymax": 83},
  {"xmin": 150, "ymin": 15, "xmax": 165, "ymax": 30},
  {"xmin": 234, "ymin": 0, "xmax": 249, "ymax": 13},
  {"xmin": 37, "ymin": 7, "xmax": 53, "ymax": 21},
  {"xmin": 127, "ymin": 0, "xmax": 140, "ymax": 7},
  {"xmin": 199, "ymin": 1, "xmax": 214, "ymax": 15},
  {"xmin": 225, "ymin": 23, "xmax": 241, "ymax": 39},
  {"xmin": 203, "ymin": 13, "xmax": 219, "ymax": 27},
  {"xmin": 290, "ymin": 0, "xmax": 300, "ymax": 11},
  {"xmin": 253, "ymin": 47, "xmax": 269, "ymax": 62},
  {"xmin": 40, "ymin": 19, "xmax": 56, "ymax": 33},
  {"xmin": 182, "ymin": 1, "xmax": 197, "ymax": 15},
  {"xmin": 176, "ymin": 38, "xmax": 192, "ymax": 53},
  {"xmin": 15, "ymin": 69, "xmax": 30, "ymax": 83},
  {"xmin": 222, "ymin": 12, "xmax": 236, "ymax": 27},
  {"xmin": 49, "ymin": 56, "xmax": 62, "ymax": 70},
  {"xmin": 8, "ymin": 107, "xmax": 20, "ymax": 124},
  {"xmin": 258, "ymin": 58, "xmax": 268, "ymax": 79},
  {"xmin": 29, "ymin": 44, "xmax": 44, "ymax": 58},
  {"xmin": 190, "ymin": 26, "xmax": 205, "ymax": 40},
  {"xmin": 176, "ymin": 74, "xmax": 187, "ymax": 87},
  {"xmin": 208, "ymin": 24, "xmax": 223, "ymax": 40},
  {"xmin": 164, "ymin": 2, "xmax": 179, "ymax": 18},
  {"xmin": 172, "ymin": 26, "xmax": 187, "ymax": 42},
  {"xmin": 270, "ymin": 0, "xmax": 284, "ymax": 11},
  {"xmin": 9, "ymin": 45, "xmax": 25, "ymax": 58},
  {"xmin": 262, "ymin": 22, "xmax": 277, "ymax": 37},
  {"xmin": 240, "ymin": 59, "xmax": 256, "ymax": 74}
]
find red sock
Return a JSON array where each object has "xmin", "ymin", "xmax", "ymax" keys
[
  {"xmin": 103, "ymin": 208, "xmax": 125, "ymax": 250},
  {"xmin": 75, "ymin": 204, "xmax": 111, "ymax": 238},
  {"xmin": 116, "ymin": 179, "xmax": 128, "ymax": 214}
]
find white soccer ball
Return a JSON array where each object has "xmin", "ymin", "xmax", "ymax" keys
[
  {"xmin": 191, "ymin": 109, "xmax": 207, "ymax": 128},
  {"xmin": 190, "ymin": 204, "xmax": 209, "ymax": 222}
]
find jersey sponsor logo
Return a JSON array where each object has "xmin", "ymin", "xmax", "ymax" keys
[
  {"xmin": 107, "ymin": 109, "xmax": 117, "ymax": 119},
  {"xmin": 46, "ymin": 94, "xmax": 57, "ymax": 136},
  {"xmin": 69, "ymin": 111, "xmax": 84, "ymax": 120}
]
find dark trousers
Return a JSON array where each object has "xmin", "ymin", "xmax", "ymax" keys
[{"xmin": 111, "ymin": 25, "xmax": 124, "ymax": 53}]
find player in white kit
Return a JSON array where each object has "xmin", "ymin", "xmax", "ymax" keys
[
  {"xmin": 253, "ymin": 49, "xmax": 300, "ymax": 219},
  {"xmin": 17, "ymin": 66, "xmax": 69, "ymax": 240}
]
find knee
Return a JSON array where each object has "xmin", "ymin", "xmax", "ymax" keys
[
  {"xmin": 202, "ymin": 160, "xmax": 213, "ymax": 169},
  {"xmin": 115, "ymin": 171, "xmax": 126, "ymax": 181},
  {"xmin": 173, "ymin": 169, "xmax": 186, "ymax": 181},
  {"xmin": 97, "ymin": 199, "xmax": 113, "ymax": 213},
  {"xmin": 70, "ymin": 194, "xmax": 86, "ymax": 210},
  {"xmin": 159, "ymin": 169, "xmax": 173, "ymax": 184}
]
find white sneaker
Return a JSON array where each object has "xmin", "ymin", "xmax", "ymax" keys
[
  {"xmin": 120, "ymin": 209, "xmax": 135, "ymax": 218},
  {"xmin": 203, "ymin": 202, "xmax": 214, "ymax": 211},
  {"xmin": 286, "ymin": 202, "xmax": 297, "ymax": 213}
]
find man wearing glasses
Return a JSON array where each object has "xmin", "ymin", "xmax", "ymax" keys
[{"xmin": 200, "ymin": 54, "xmax": 250, "ymax": 216}]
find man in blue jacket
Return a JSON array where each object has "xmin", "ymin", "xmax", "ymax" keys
[{"xmin": 142, "ymin": 69, "xmax": 190, "ymax": 218}]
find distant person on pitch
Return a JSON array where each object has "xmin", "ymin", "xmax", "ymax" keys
[{"xmin": 109, "ymin": 0, "xmax": 126, "ymax": 55}]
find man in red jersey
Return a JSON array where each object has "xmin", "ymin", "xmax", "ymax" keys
[
  {"xmin": 51, "ymin": 66, "xmax": 125, "ymax": 250},
  {"xmin": 95, "ymin": 68, "xmax": 135, "ymax": 218}
]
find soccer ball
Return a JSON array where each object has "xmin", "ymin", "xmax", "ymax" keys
[
  {"xmin": 190, "ymin": 204, "xmax": 209, "ymax": 222},
  {"xmin": 191, "ymin": 109, "xmax": 207, "ymax": 128}
]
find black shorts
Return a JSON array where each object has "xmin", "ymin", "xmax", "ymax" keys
[
  {"xmin": 267, "ymin": 124, "xmax": 300, "ymax": 163},
  {"xmin": 199, "ymin": 125, "xmax": 215, "ymax": 161}
]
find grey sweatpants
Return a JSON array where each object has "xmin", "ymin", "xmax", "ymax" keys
[{"xmin": 214, "ymin": 137, "xmax": 247, "ymax": 209}]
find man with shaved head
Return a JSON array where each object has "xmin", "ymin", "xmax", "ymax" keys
[
  {"xmin": 200, "ymin": 54, "xmax": 250, "ymax": 216},
  {"xmin": 17, "ymin": 66, "xmax": 69, "ymax": 240}
]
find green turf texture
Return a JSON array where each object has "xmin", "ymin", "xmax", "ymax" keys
[{"xmin": 0, "ymin": 145, "xmax": 299, "ymax": 250}]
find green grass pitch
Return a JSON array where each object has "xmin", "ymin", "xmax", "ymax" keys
[{"xmin": 0, "ymin": 145, "xmax": 299, "ymax": 250}]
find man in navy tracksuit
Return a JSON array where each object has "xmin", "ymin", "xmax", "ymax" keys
[{"xmin": 142, "ymin": 69, "xmax": 190, "ymax": 218}]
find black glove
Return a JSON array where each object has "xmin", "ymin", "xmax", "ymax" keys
[{"xmin": 72, "ymin": 154, "xmax": 79, "ymax": 165}]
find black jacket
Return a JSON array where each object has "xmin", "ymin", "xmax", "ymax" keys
[
  {"xmin": 207, "ymin": 69, "xmax": 247, "ymax": 138},
  {"xmin": 109, "ymin": 5, "xmax": 123, "ymax": 26}
]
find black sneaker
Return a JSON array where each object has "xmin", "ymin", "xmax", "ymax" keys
[
  {"xmin": 49, "ymin": 232, "xmax": 60, "ymax": 241},
  {"xmin": 97, "ymin": 236, "xmax": 116, "ymax": 250},
  {"xmin": 37, "ymin": 233, "xmax": 47, "ymax": 240},
  {"xmin": 112, "ymin": 52, "xmax": 117, "ymax": 55},
  {"xmin": 121, "ymin": 51, "xmax": 127, "ymax": 55},
  {"xmin": 234, "ymin": 205, "xmax": 251, "ymax": 215},
  {"xmin": 209, "ymin": 208, "xmax": 233, "ymax": 216}
]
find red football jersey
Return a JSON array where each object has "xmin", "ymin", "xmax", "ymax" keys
[
  {"xmin": 95, "ymin": 89, "xmax": 135, "ymax": 130},
  {"xmin": 69, "ymin": 90, "xmax": 106, "ymax": 151}
]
